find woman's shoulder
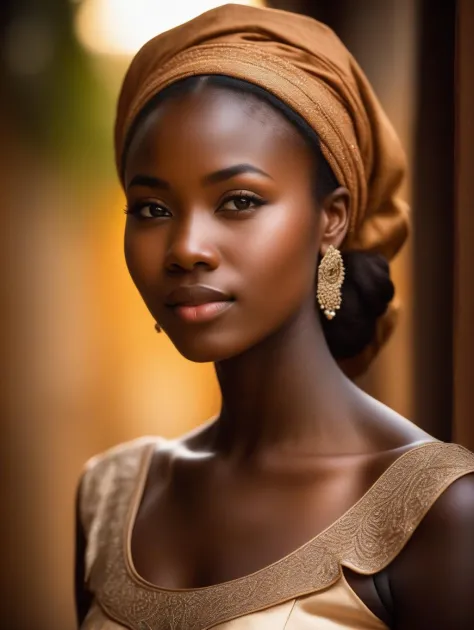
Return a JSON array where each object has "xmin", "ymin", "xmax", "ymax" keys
[
  {"xmin": 383, "ymin": 448, "xmax": 474, "ymax": 628},
  {"xmin": 77, "ymin": 423, "xmax": 215, "ymax": 519},
  {"xmin": 81, "ymin": 435, "xmax": 162, "ymax": 485},
  {"xmin": 387, "ymin": 440, "xmax": 474, "ymax": 541},
  {"xmin": 79, "ymin": 424, "xmax": 207, "ymax": 476},
  {"xmin": 77, "ymin": 435, "xmax": 167, "ymax": 530}
]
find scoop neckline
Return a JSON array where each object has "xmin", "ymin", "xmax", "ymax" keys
[{"xmin": 123, "ymin": 437, "xmax": 437, "ymax": 594}]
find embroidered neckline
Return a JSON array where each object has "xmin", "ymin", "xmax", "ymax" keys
[
  {"xmin": 123, "ymin": 439, "xmax": 433, "ymax": 593},
  {"xmin": 85, "ymin": 439, "xmax": 474, "ymax": 630}
]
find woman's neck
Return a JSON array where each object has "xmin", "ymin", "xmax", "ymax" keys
[{"xmin": 212, "ymin": 300, "xmax": 368, "ymax": 463}]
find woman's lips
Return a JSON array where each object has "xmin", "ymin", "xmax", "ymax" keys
[
  {"xmin": 171, "ymin": 300, "xmax": 234, "ymax": 323},
  {"xmin": 165, "ymin": 285, "xmax": 235, "ymax": 323}
]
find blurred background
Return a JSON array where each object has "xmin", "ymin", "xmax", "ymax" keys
[{"xmin": 0, "ymin": 0, "xmax": 472, "ymax": 628}]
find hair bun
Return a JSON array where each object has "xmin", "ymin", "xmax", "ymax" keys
[{"xmin": 320, "ymin": 251, "xmax": 394, "ymax": 360}]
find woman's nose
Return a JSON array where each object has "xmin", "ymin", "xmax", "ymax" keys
[{"xmin": 164, "ymin": 213, "xmax": 220, "ymax": 273}]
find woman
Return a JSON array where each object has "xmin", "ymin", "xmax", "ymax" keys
[{"xmin": 75, "ymin": 4, "xmax": 474, "ymax": 629}]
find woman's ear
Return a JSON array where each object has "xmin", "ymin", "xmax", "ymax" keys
[{"xmin": 319, "ymin": 187, "xmax": 351, "ymax": 254}]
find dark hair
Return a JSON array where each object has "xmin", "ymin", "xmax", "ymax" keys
[{"xmin": 124, "ymin": 75, "xmax": 394, "ymax": 361}]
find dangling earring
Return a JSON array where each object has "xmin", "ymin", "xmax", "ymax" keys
[
  {"xmin": 317, "ymin": 245, "xmax": 345, "ymax": 320},
  {"xmin": 154, "ymin": 322, "xmax": 162, "ymax": 333}
]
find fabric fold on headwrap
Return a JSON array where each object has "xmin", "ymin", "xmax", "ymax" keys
[{"xmin": 114, "ymin": 3, "xmax": 410, "ymax": 376}]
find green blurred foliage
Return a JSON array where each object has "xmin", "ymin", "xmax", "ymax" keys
[{"xmin": 2, "ymin": 0, "xmax": 121, "ymax": 185}]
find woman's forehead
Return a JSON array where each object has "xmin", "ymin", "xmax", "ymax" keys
[{"xmin": 124, "ymin": 86, "xmax": 311, "ymax": 178}]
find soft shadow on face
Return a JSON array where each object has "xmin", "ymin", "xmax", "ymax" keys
[{"xmin": 123, "ymin": 85, "xmax": 325, "ymax": 362}]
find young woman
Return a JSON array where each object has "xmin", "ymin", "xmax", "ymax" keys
[{"xmin": 75, "ymin": 5, "xmax": 474, "ymax": 629}]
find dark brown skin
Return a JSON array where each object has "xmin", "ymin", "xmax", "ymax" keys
[{"xmin": 75, "ymin": 86, "xmax": 474, "ymax": 628}]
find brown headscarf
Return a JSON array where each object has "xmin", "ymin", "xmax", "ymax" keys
[{"xmin": 114, "ymin": 3, "xmax": 409, "ymax": 376}]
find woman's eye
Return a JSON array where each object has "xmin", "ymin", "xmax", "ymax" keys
[
  {"xmin": 219, "ymin": 193, "xmax": 264, "ymax": 213},
  {"xmin": 125, "ymin": 203, "xmax": 170, "ymax": 219}
]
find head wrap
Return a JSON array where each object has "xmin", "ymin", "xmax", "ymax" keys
[{"xmin": 115, "ymin": 3, "xmax": 409, "ymax": 375}]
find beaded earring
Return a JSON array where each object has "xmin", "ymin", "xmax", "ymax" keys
[{"xmin": 317, "ymin": 245, "xmax": 345, "ymax": 320}]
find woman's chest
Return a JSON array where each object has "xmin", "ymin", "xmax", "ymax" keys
[{"xmin": 130, "ymin": 456, "xmax": 375, "ymax": 590}]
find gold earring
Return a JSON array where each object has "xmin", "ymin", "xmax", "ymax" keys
[
  {"xmin": 317, "ymin": 245, "xmax": 345, "ymax": 320},
  {"xmin": 154, "ymin": 322, "xmax": 162, "ymax": 333}
]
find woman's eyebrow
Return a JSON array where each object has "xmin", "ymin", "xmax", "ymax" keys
[
  {"xmin": 202, "ymin": 164, "xmax": 273, "ymax": 185},
  {"xmin": 126, "ymin": 174, "xmax": 170, "ymax": 191},
  {"xmin": 126, "ymin": 164, "xmax": 273, "ymax": 192}
]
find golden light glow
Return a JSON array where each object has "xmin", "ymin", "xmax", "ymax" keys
[{"xmin": 75, "ymin": 0, "xmax": 266, "ymax": 57}]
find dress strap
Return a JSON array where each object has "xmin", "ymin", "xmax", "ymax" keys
[
  {"xmin": 79, "ymin": 436, "xmax": 159, "ymax": 583},
  {"xmin": 320, "ymin": 441, "xmax": 474, "ymax": 573}
]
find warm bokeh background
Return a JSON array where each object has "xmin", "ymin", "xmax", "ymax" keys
[{"xmin": 0, "ymin": 1, "xmax": 472, "ymax": 628}]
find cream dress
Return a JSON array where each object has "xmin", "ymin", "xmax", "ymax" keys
[{"xmin": 78, "ymin": 438, "xmax": 474, "ymax": 630}]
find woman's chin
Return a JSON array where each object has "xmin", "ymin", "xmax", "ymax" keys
[{"xmin": 169, "ymin": 334, "xmax": 250, "ymax": 364}]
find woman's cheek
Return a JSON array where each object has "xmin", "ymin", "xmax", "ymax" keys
[
  {"xmin": 124, "ymin": 231, "xmax": 164, "ymax": 312},
  {"xmin": 240, "ymin": 202, "xmax": 319, "ymax": 318}
]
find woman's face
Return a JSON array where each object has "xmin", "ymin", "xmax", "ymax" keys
[{"xmin": 124, "ymin": 86, "xmax": 325, "ymax": 362}]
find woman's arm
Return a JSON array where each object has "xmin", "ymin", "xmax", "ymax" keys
[
  {"xmin": 389, "ymin": 473, "xmax": 474, "ymax": 629},
  {"xmin": 74, "ymin": 480, "xmax": 93, "ymax": 628}
]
